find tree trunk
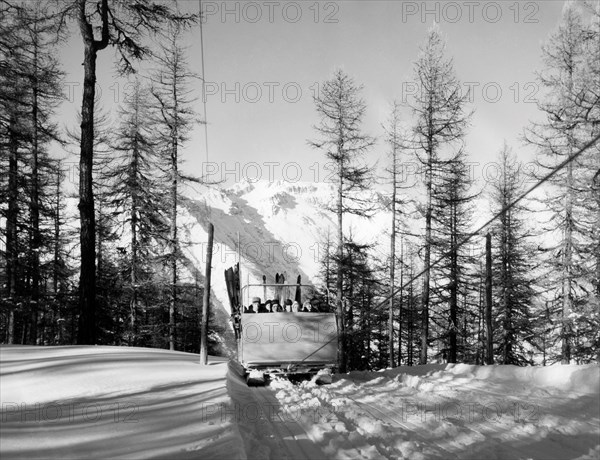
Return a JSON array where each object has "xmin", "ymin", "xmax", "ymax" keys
[
  {"xmin": 7, "ymin": 113, "xmax": 19, "ymax": 344},
  {"xmin": 53, "ymin": 167, "xmax": 62, "ymax": 343},
  {"xmin": 169, "ymin": 77, "xmax": 179, "ymax": 351},
  {"xmin": 53, "ymin": 168, "xmax": 61, "ymax": 295},
  {"xmin": 346, "ymin": 253, "xmax": 354, "ymax": 369},
  {"xmin": 29, "ymin": 28, "xmax": 40, "ymax": 345},
  {"xmin": 501, "ymin": 207, "xmax": 511, "ymax": 364},
  {"xmin": 408, "ymin": 260, "xmax": 414, "ymax": 366},
  {"xmin": 76, "ymin": 0, "xmax": 109, "ymax": 345},
  {"xmin": 7, "ymin": 310, "xmax": 15, "ymax": 344},
  {"xmin": 77, "ymin": 20, "xmax": 97, "ymax": 345},
  {"xmin": 169, "ymin": 143, "xmax": 178, "ymax": 351},
  {"xmin": 420, "ymin": 156, "xmax": 432, "ymax": 364},
  {"xmin": 596, "ymin": 182, "xmax": 600, "ymax": 352},
  {"xmin": 337, "ymin": 161, "xmax": 346, "ymax": 373},
  {"xmin": 477, "ymin": 263, "xmax": 483, "ymax": 364},
  {"xmin": 449, "ymin": 205, "xmax": 458, "ymax": 363},
  {"xmin": 389, "ymin": 160, "xmax": 396, "ymax": 368},
  {"xmin": 169, "ymin": 219, "xmax": 176, "ymax": 350},
  {"xmin": 325, "ymin": 228, "xmax": 331, "ymax": 294},
  {"xmin": 561, "ymin": 155, "xmax": 574, "ymax": 364},
  {"xmin": 364, "ymin": 289, "xmax": 368, "ymax": 367},
  {"xmin": 398, "ymin": 237, "xmax": 404, "ymax": 364},
  {"xmin": 130, "ymin": 143, "xmax": 139, "ymax": 346},
  {"xmin": 96, "ymin": 203, "xmax": 103, "ymax": 319},
  {"xmin": 485, "ymin": 233, "xmax": 494, "ymax": 364},
  {"xmin": 388, "ymin": 196, "xmax": 400, "ymax": 367}
]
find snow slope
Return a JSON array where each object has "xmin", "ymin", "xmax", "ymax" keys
[
  {"xmin": 2, "ymin": 346, "xmax": 598, "ymax": 460},
  {"xmin": 0, "ymin": 345, "xmax": 242, "ymax": 459}
]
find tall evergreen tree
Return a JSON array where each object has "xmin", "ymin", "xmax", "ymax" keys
[
  {"xmin": 526, "ymin": 2, "xmax": 598, "ymax": 363},
  {"xmin": 575, "ymin": 1, "xmax": 600, "ymax": 362},
  {"xmin": 329, "ymin": 236, "xmax": 376, "ymax": 371},
  {"xmin": 1, "ymin": 0, "xmax": 30, "ymax": 344},
  {"xmin": 489, "ymin": 145, "xmax": 536, "ymax": 365},
  {"xmin": 70, "ymin": 0, "xmax": 196, "ymax": 345},
  {"xmin": 21, "ymin": 2, "xmax": 64, "ymax": 343},
  {"xmin": 409, "ymin": 24, "xmax": 471, "ymax": 363},
  {"xmin": 149, "ymin": 24, "xmax": 199, "ymax": 351},
  {"xmin": 48, "ymin": 162, "xmax": 78, "ymax": 344},
  {"xmin": 68, "ymin": 104, "xmax": 119, "ymax": 343},
  {"xmin": 430, "ymin": 148, "xmax": 476, "ymax": 363},
  {"xmin": 383, "ymin": 102, "xmax": 411, "ymax": 368},
  {"xmin": 402, "ymin": 242, "xmax": 422, "ymax": 366},
  {"xmin": 1, "ymin": 1, "xmax": 64, "ymax": 344},
  {"xmin": 310, "ymin": 69, "xmax": 375, "ymax": 373},
  {"xmin": 106, "ymin": 79, "xmax": 168, "ymax": 345}
]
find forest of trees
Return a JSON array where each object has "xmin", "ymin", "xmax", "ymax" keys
[
  {"xmin": 1, "ymin": 1, "xmax": 598, "ymax": 371},
  {"xmin": 311, "ymin": 4, "xmax": 599, "ymax": 371},
  {"xmin": 0, "ymin": 0, "xmax": 227, "ymax": 355}
]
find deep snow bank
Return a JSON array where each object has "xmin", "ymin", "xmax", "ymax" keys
[
  {"xmin": 398, "ymin": 363, "xmax": 598, "ymax": 394},
  {"xmin": 344, "ymin": 363, "xmax": 600, "ymax": 394}
]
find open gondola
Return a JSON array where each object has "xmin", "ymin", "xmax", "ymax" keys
[{"xmin": 225, "ymin": 264, "xmax": 338, "ymax": 385}]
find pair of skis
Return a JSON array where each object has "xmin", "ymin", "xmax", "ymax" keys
[
  {"xmin": 262, "ymin": 273, "xmax": 302, "ymax": 306},
  {"xmin": 225, "ymin": 263, "xmax": 241, "ymax": 339},
  {"xmin": 226, "ymin": 265, "xmax": 303, "ymax": 313},
  {"xmin": 224, "ymin": 263, "xmax": 241, "ymax": 313}
]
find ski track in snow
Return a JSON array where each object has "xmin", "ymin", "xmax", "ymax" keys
[
  {"xmin": 226, "ymin": 360, "xmax": 328, "ymax": 459},
  {"xmin": 246, "ymin": 364, "xmax": 600, "ymax": 460}
]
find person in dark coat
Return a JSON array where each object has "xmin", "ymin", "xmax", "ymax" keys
[
  {"xmin": 272, "ymin": 299, "xmax": 282, "ymax": 312},
  {"xmin": 284, "ymin": 299, "xmax": 293, "ymax": 312},
  {"xmin": 310, "ymin": 297, "xmax": 321, "ymax": 312},
  {"xmin": 245, "ymin": 296, "xmax": 260, "ymax": 314}
]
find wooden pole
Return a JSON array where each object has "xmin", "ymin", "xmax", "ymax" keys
[
  {"xmin": 200, "ymin": 223, "xmax": 214, "ymax": 365},
  {"xmin": 485, "ymin": 233, "xmax": 494, "ymax": 365}
]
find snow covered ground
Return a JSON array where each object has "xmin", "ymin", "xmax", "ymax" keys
[
  {"xmin": 1, "ymin": 345, "xmax": 599, "ymax": 459},
  {"xmin": 262, "ymin": 364, "xmax": 600, "ymax": 460},
  {"xmin": 0, "ymin": 345, "xmax": 241, "ymax": 459}
]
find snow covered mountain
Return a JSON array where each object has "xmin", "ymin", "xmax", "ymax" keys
[{"xmin": 179, "ymin": 180, "xmax": 393, "ymax": 315}]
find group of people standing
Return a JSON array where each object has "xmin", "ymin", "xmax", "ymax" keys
[{"xmin": 243, "ymin": 296, "xmax": 323, "ymax": 314}]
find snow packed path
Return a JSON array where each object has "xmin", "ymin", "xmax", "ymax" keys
[
  {"xmin": 1, "ymin": 345, "xmax": 599, "ymax": 460},
  {"xmin": 256, "ymin": 364, "xmax": 600, "ymax": 460}
]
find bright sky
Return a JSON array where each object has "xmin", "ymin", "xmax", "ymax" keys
[{"xmin": 55, "ymin": 0, "xmax": 575, "ymax": 190}]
